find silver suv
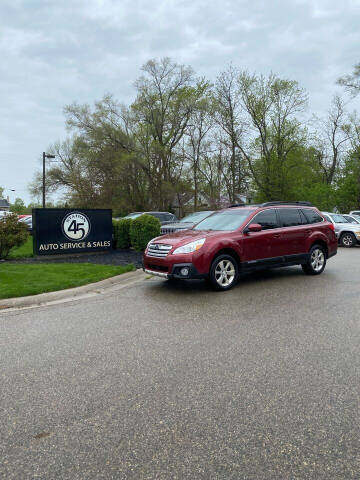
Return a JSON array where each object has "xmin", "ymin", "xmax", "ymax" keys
[{"xmin": 322, "ymin": 212, "xmax": 360, "ymax": 247}]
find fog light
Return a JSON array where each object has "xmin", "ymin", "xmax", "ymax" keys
[{"xmin": 180, "ymin": 267, "xmax": 190, "ymax": 276}]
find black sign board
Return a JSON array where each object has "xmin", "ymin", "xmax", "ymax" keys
[{"xmin": 33, "ymin": 208, "xmax": 113, "ymax": 255}]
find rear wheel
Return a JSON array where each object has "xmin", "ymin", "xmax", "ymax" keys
[
  {"xmin": 208, "ymin": 254, "xmax": 238, "ymax": 291},
  {"xmin": 339, "ymin": 232, "xmax": 356, "ymax": 248},
  {"xmin": 302, "ymin": 245, "xmax": 326, "ymax": 275}
]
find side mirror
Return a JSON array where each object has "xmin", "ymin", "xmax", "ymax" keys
[{"xmin": 246, "ymin": 223, "xmax": 262, "ymax": 233}]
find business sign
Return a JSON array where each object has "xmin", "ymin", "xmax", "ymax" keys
[{"xmin": 33, "ymin": 208, "xmax": 112, "ymax": 255}]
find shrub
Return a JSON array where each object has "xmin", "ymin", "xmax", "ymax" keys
[
  {"xmin": 130, "ymin": 214, "xmax": 160, "ymax": 251},
  {"xmin": 113, "ymin": 218, "xmax": 132, "ymax": 249},
  {"xmin": 0, "ymin": 214, "xmax": 29, "ymax": 259}
]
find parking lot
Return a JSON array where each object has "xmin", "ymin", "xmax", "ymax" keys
[{"xmin": 1, "ymin": 247, "xmax": 360, "ymax": 479}]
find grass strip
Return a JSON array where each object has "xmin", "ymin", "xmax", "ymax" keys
[{"xmin": 0, "ymin": 263, "xmax": 134, "ymax": 299}]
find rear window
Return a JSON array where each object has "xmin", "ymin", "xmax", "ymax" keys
[
  {"xmin": 278, "ymin": 208, "xmax": 302, "ymax": 227},
  {"xmin": 194, "ymin": 209, "xmax": 252, "ymax": 231},
  {"xmin": 302, "ymin": 209, "xmax": 324, "ymax": 224}
]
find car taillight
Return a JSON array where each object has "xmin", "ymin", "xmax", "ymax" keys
[{"xmin": 328, "ymin": 223, "xmax": 335, "ymax": 231}]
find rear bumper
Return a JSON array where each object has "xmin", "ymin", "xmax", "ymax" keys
[{"xmin": 143, "ymin": 262, "xmax": 207, "ymax": 280}]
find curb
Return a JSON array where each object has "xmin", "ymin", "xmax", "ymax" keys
[{"xmin": 0, "ymin": 269, "xmax": 146, "ymax": 310}]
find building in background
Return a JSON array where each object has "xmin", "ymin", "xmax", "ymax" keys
[{"xmin": 0, "ymin": 198, "xmax": 10, "ymax": 212}]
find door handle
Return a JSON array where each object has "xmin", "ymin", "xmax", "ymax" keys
[
  {"xmin": 273, "ymin": 233, "xmax": 281, "ymax": 238},
  {"xmin": 305, "ymin": 229, "xmax": 312, "ymax": 235}
]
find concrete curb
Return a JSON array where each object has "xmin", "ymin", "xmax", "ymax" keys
[{"xmin": 0, "ymin": 269, "xmax": 146, "ymax": 310}]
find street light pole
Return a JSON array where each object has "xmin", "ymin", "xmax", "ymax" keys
[{"xmin": 42, "ymin": 152, "xmax": 55, "ymax": 208}]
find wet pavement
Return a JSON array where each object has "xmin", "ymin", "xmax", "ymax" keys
[{"xmin": 1, "ymin": 248, "xmax": 360, "ymax": 479}]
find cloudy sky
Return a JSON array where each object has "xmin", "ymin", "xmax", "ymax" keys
[{"xmin": 1, "ymin": 0, "xmax": 359, "ymax": 204}]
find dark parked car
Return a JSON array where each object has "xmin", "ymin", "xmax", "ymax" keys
[
  {"xmin": 143, "ymin": 201, "xmax": 337, "ymax": 291},
  {"xmin": 160, "ymin": 211, "xmax": 215, "ymax": 235},
  {"xmin": 122, "ymin": 212, "xmax": 177, "ymax": 225}
]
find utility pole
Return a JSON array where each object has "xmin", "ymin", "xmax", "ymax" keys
[{"xmin": 42, "ymin": 152, "xmax": 55, "ymax": 208}]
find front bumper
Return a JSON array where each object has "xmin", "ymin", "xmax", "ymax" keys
[{"xmin": 143, "ymin": 263, "xmax": 207, "ymax": 280}]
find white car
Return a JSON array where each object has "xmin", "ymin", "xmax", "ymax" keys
[{"xmin": 322, "ymin": 212, "xmax": 360, "ymax": 247}]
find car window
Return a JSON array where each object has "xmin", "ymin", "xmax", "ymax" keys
[
  {"xmin": 299, "ymin": 209, "xmax": 309, "ymax": 224},
  {"xmin": 344, "ymin": 215, "xmax": 359, "ymax": 224},
  {"xmin": 194, "ymin": 210, "xmax": 252, "ymax": 231},
  {"xmin": 278, "ymin": 208, "xmax": 302, "ymax": 227},
  {"xmin": 251, "ymin": 209, "xmax": 279, "ymax": 230},
  {"xmin": 330, "ymin": 214, "xmax": 349, "ymax": 223},
  {"xmin": 323, "ymin": 214, "xmax": 331, "ymax": 222},
  {"xmin": 302, "ymin": 209, "xmax": 324, "ymax": 224},
  {"xmin": 150, "ymin": 213, "xmax": 163, "ymax": 220}
]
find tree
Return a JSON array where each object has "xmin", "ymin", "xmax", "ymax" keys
[
  {"xmin": 10, "ymin": 197, "xmax": 26, "ymax": 214},
  {"xmin": 337, "ymin": 62, "xmax": 360, "ymax": 96},
  {"xmin": 183, "ymin": 94, "xmax": 214, "ymax": 209},
  {"xmin": 0, "ymin": 186, "xmax": 4, "ymax": 198},
  {"xmin": 131, "ymin": 58, "xmax": 207, "ymax": 209},
  {"xmin": 335, "ymin": 114, "xmax": 360, "ymax": 210},
  {"xmin": 213, "ymin": 65, "xmax": 246, "ymax": 203},
  {"xmin": 311, "ymin": 96, "xmax": 350, "ymax": 185},
  {"xmin": 237, "ymin": 72, "xmax": 308, "ymax": 200}
]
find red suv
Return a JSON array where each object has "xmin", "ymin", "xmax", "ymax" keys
[{"xmin": 143, "ymin": 202, "xmax": 337, "ymax": 291}]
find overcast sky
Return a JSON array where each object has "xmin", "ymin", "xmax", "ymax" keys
[{"xmin": 1, "ymin": 0, "xmax": 359, "ymax": 204}]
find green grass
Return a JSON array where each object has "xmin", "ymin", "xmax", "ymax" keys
[
  {"xmin": 0, "ymin": 263, "xmax": 134, "ymax": 299},
  {"xmin": 8, "ymin": 237, "xmax": 34, "ymax": 259}
]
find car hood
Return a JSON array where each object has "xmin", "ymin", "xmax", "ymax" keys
[
  {"xmin": 335, "ymin": 222, "xmax": 360, "ymax": 231},
  {"xmin": 151, "ymin": 229, "xmax": 222, "ymax": 247}
]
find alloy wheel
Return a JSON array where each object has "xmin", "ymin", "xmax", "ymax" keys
[
  {"xmin": 342, "ymin": 234, "xmax": 354, "ymax": 247},
  {"xmin": 214, "ymin": 259, "xmax": 236, "ymax": 287},
  {"xmin": 311, "ymin": 248, "xmax": 325, "ymax": 272}
]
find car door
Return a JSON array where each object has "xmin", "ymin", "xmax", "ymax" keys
[
  {"xmin": 277, "ymin": 208, "xmax": 308, "ymax": 256},
  {"xmin": 241, "ymin": 208, "xmax": 282, "ymax": 264}
]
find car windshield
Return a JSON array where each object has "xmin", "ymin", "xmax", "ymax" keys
[
  {"xmin": 180, "ymin": 211, "xmax": 214, "ymax": 223},
  {"xmin": 194, "ymin": 210, "xmax": 252, "ymax": 231},
  {"xmin": 330, "ymin": 214, "xmax": 349, "ymax": 223},
  {"xmin": 124, "ymin": 213, "xmax": 142, "ymax": 219}
]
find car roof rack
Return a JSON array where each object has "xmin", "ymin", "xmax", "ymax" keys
[
  {"xmin": 261, "ymin": 201, "xmax": 313, "ymax": 207},
  {"xmin": 228, "ymin": 203, "xmax": 247, "ymax": 208}
]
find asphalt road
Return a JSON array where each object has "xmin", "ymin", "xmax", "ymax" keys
[{"xmin": 1, "ymin": 248, "xmax": 360, "ymax": 479}]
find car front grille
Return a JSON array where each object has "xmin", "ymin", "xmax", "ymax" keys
[
  {"xmin": 160, "ymin": 227, "xmax": 178, "ymax": 235},
  {"xmin": 147, "ymin": 243, "xmax": 172, "ymax": 258}
]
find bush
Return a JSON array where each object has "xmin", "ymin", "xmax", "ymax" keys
[
  {"xmin": 113, "ymin": 218, "xmax": 132, "ymax": 249},
  {"xmin": 0, "ymin": 214, "xmax": 29, "ymax": 259},
  {"xmin": 130, "ymin": 214, "xmax": 160, "ymax": 251}
]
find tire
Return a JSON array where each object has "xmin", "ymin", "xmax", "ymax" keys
[
  {"xmin": 302, "ymin": 245, "xmax": 327, "ymax": 275},
  {"xmin": 339, "ymin": 232, "xmax": 356, "ymax": 248},
  {"xmin": 208, "ymin": 254, "xmax": 239, "ymax": 291}
]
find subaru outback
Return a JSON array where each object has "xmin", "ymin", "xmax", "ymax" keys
[{"xmin": 143, "ymin": 202, "xmax": 337, "ymax": 291}]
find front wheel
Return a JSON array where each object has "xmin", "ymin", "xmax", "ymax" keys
[
  {"xmin": 208, "ymin": 254, "xmax": 239, "ymax": 291},
  {"xmin": 339, "ymin": 232, "xmax": 356, "ymax": 248},
  {"xmin": 302, "ymin": 245, "xmax": 326, "ymax": 275}
]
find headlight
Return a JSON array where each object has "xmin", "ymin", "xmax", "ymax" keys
[
  {"xmin": 355, "ymin": 231, "xmax": 360, "ymax": 237},
  {"xmin": 172, "ymin": 238, "xmax": 205, "ymax": 255}
]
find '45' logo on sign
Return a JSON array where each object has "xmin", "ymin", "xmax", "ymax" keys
[{"xmin": 62, "ymin": 212, "xmax": 91, "ymax": 241}]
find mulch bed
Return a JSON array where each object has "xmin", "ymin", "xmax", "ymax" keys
[{"xmin": 5, "ymin": 249, "xmax": 143, "ymax": 268}]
